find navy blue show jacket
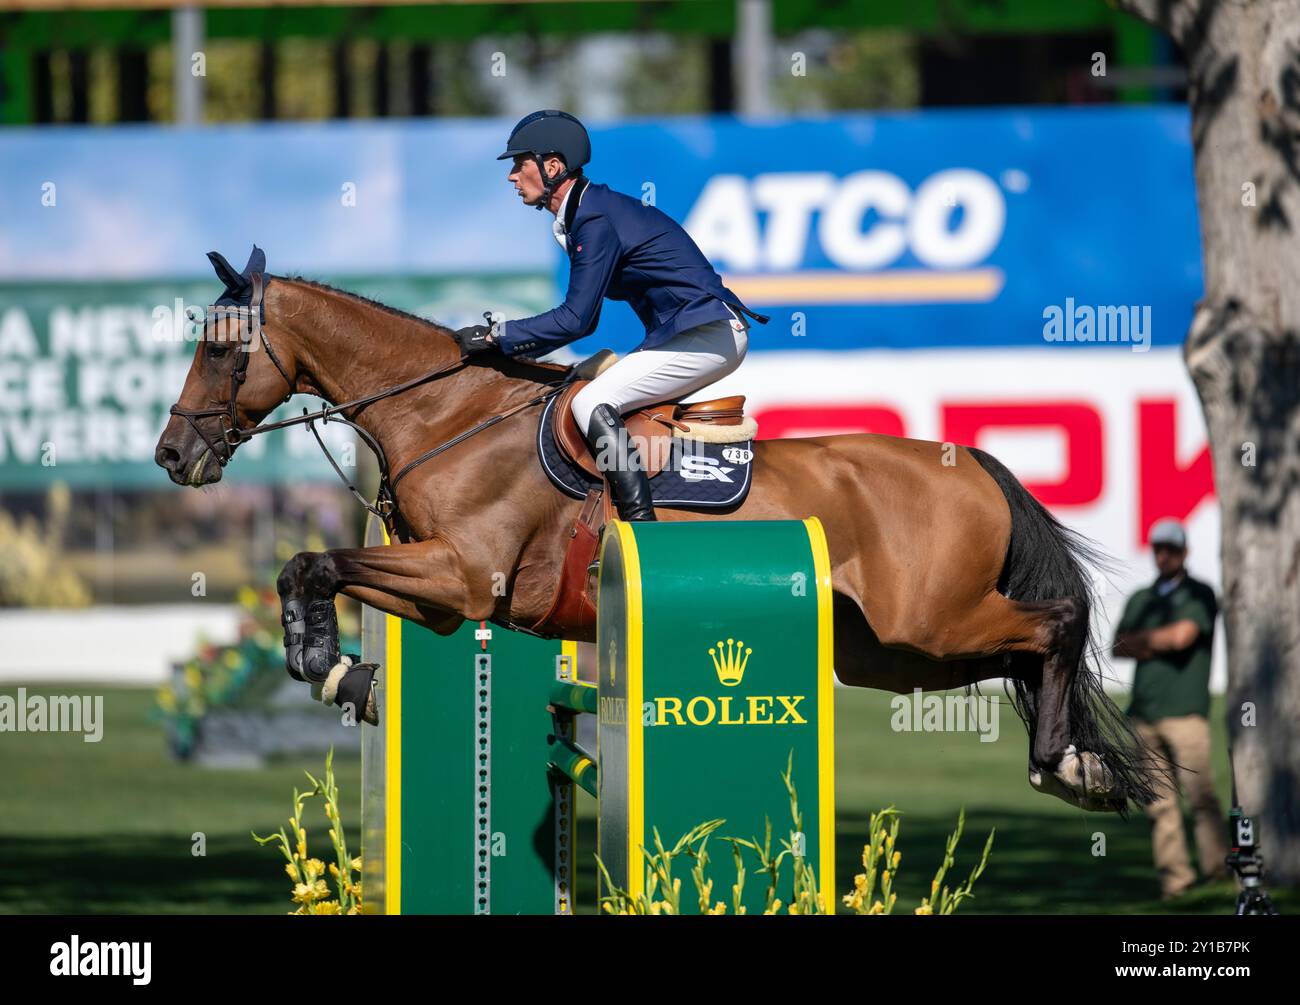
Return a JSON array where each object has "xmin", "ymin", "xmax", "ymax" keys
[{"xmin": 497, "ymin": 178, "xmax": 768, "ymax": 357}]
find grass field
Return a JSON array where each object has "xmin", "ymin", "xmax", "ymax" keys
[{"xmin": 1, "ymin": 684, "xmax": 1292, "ymax": 915}]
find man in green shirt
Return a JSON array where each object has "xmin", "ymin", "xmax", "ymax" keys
[{"xmin": 1113, "ymin": 519, "xmax": 1229, "ymax": 899}]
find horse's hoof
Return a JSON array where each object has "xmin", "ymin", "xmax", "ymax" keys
[
  {"xmin": 1076, "ymin": 750, "xmax": 1115, "ymax": 797},
  {"xmin": 1029, "ymin": 746, "xmax": 1121, "ymax": 812},
  {"xmin": 317, "ymin": 655, "xmax": 379, "ymax": 726},
  {"xmin": 1028, "ymin": 762, "xmax": 1071, "ymax": 802}
]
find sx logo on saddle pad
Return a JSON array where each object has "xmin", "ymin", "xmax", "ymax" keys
[{"xmin": 678, "ymin": 455, "xmax": 737, "ymax": 482}]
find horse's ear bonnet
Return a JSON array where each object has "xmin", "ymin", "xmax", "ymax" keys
[{"xmin": 207, "ymin": 245, "xmax": 268, "ymax": 311}]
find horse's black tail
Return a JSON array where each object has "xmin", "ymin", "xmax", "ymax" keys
[{"xmin": 967, "ymin": 446, "xmax": 1160, "ymax": 813}]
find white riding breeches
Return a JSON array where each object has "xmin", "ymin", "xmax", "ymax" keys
[{"xmin": 570, "ymin": 311, "xmax": 749, "ymax": 434}]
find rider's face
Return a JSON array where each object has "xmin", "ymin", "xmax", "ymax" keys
[{"xmin": 509, "ymin": 154, "xmax": 564, "ymax": 208}]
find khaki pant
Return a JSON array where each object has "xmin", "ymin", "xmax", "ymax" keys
[{"xmin": 1133, "ymin": 715, "xmax": 1230, "ymax": 898}]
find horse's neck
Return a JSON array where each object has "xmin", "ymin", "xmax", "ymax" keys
[
  {"xmin": 276, "ymin": 284, "xmax": 451, "ymax": 399},
  {"xmin": 276, "ymin": 281, "xmax": 553, "ymax": 474}
]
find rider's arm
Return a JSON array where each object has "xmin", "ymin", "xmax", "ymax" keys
[{"xmin": 496, "ymin": 214, "xmax": 621, "ymax": 357}]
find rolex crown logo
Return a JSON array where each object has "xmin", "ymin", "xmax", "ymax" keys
[{"xmin": 709, "ymin": 637, "xmax": 751, "ymax": 687}]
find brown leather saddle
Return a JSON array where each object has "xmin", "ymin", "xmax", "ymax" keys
[
  {"xmin": 549, "ymin": 348, "xmax": 749, "ymax": 479},
  {"xmin": 551, "ymin": 381, "xmax": 747, "ymax": 478},
  {"xmin": 529, "ymin": 350, "xmax": 754, "ymax": 642}
]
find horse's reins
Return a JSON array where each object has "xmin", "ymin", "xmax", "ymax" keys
[{"xmin": 168, "ymin": 272, "xmax": 567, "ymax": 531}]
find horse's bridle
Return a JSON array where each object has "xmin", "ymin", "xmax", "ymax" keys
[
  {"xmin": 168, "ymin": 271, "xmax": 567, "ymax": 533},
  {"xmin": 168, "ymin": 273, "xmax": 295, "ymax": 468}
]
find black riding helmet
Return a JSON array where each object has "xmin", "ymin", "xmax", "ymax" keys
[{"xmin": 498, "ymin": 110, "xmax": 591, "ymax": 210}]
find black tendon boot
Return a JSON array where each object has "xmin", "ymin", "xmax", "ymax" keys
[{"xmin": 585, "ymin": 403, "xmax": 656, "ymax": 521}]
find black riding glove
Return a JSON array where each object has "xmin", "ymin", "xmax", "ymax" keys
[{"xmin": 454, "ymin": 312, "xmax": 501, "ymax": 356}]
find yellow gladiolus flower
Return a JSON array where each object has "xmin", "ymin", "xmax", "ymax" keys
[{"xmin": 292, "ymin": 879, "xmax": 329, "ymax": 905}]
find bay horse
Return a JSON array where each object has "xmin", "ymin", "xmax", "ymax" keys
[{"xmin": 156, "ymin": 249, "xmax": 1159, "ymax": 814}]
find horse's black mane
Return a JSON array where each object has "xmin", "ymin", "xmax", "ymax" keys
[
  {"xmin": 278, "ymin": 274, "xmax": 571, "ymax": 379},
  {"xmin": 280, "ymin": 275, "xmax": 453, "ymax": 333}
]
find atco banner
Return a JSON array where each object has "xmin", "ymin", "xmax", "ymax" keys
[
  {"xmin": 0, "ymin": 107, "xmax": 1201, "ymax": 354},
  {"xmin": 585, "ymin": 107, "xmax": 1202, "ymax": 351}
]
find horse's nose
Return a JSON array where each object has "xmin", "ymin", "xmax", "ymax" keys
[{"xmin": 155, "ymin": 442, "xmax": 182, "ymax": 473}]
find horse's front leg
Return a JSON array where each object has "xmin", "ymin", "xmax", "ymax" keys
[{"xmin": 277, "ymin": 538, "xmax": 489, "ymax": 722}]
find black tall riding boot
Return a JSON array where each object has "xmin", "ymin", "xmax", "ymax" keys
[{"xmin": 585, "ymin": 404, "xmax": 656, "ymax": 522}]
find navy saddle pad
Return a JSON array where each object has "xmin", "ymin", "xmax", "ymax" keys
[{"xmin": 536, "ymin": 394, "xmax": 755, "ymax": 509}]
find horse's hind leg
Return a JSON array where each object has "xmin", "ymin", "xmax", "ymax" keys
[
  {"xmin": 1002, "ymin": 598, "xmax": 1110, "ymax": 807},
  {"xmin": 947, "ymin": 594, "xmax": 1131, "ymax": 812},
  {"xmin": 863, "ymin": 587, "xmax": 1130, "ymax": 812},
  {"xmin": 832, "ymin": 593, "xmax": 1010, "ymax": 693},
  {"xmin": 1021, "ymin": 598, "xmax": 1083, "ymax": 762},
  {"xmin": 1020, "ymin": 599, "xmax": 1147, "ymax": 813}
]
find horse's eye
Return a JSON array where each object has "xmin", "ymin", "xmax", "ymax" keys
[{"xmin": 207, "ymin": 341, "xmax": 231, "ymax": 359}]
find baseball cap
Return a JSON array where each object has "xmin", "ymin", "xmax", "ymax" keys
[{"xmin": 1149, "ymin": 519, "xmax": 1187, "ymax": 549}]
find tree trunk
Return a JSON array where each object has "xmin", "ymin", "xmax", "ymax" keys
[{"xmin": 1115, "ymin": 0, "xmax": 1300, "ymax": 885}]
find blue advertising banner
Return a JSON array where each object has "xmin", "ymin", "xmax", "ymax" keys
[
  {"xmin": 0, "ymin": 107, "xmax": 1202, "ymax": 353},
  {"xmin": 581, "ymin": 107, "xmax": 1202, "ymax": 352},
  {"xmin": 0, "ymin": 119, "xmax": 547, "ymax": 281}
]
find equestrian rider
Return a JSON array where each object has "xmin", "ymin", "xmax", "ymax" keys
[{"xmin": 454, "ymin": 110, "xmax": 768, "ymax": 522}]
